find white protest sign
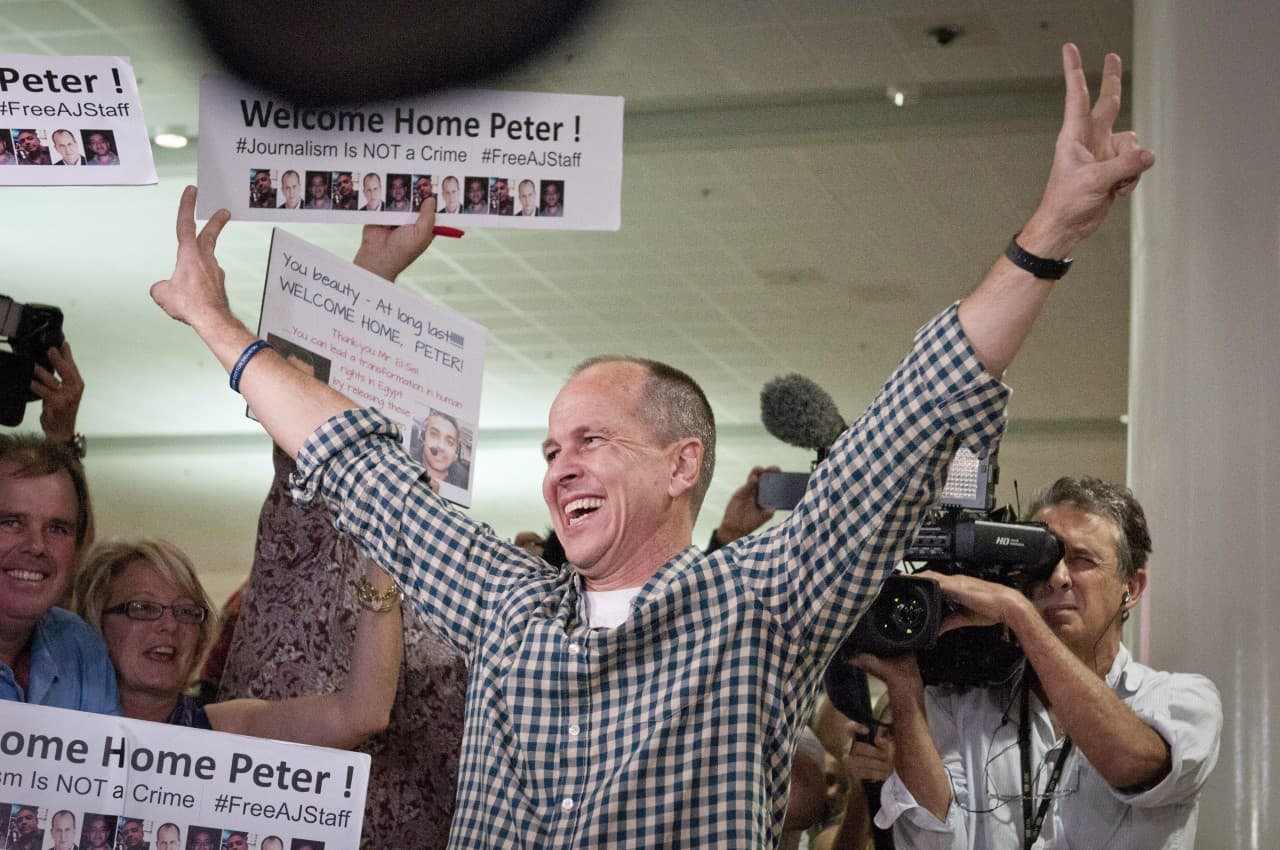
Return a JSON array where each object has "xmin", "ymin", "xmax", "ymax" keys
[
  {"xmin": 0, "ymin": 702, "xmax": 368, "ymax": 850},
  {"xmin": 198, "ymin": 76, "xmax": 623, "ymax": 230},
  {"xmin": 258, "ymin": 229, "xmax": 486, "ymax": 506},
  {"xmin": 0, "ymin": 54, "xmax": 156, "ymax": 184}
]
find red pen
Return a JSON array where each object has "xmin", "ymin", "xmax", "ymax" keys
[{"xmin": 432, "ymin": 226, "xmax": 465, "ymax": 238}]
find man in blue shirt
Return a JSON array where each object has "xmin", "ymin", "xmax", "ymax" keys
[{"xmin": 0, "ymin": 432, "xmax": 120, "ymax": 714}]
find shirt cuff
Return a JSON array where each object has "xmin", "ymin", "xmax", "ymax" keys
[
  {"xmin": 1111, "ymin": 699, "xmax": 1209, "ymax": 808},
  {"xmin": 290, "ymin": 407, "xmax": 403, "ymax": 506},
  {"xmin": 876, "ymin": 771, "xmax": 958, "ymax": 834}
]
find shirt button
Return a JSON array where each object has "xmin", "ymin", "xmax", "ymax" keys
[
  {"xmin": 568, "ymin": 724, "xmax": 580, "ymax": 736},
  {"xmin": 561, "ymin": 797, "xmax": 575, "ymax": 812},
  {"xmin": 568, "ymin": 642, "xmax": 580, "ymax": 654}
]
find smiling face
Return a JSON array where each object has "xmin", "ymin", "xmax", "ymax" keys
[
  {"xmin": 541, "ymin": 362, "xmax": 690, "ymax": 588},
  {"xmin": 1029, "ymin": 502, "xmax": 1141, "ymax": 666},
  {"xmin": 88, "ymin": 133, "xmax": 111, "ymax": 157},
  {"xmin": 422, "ymin": 413, "xmax": 459, "ymax": 479},
  {"xmin": 190, "ymin": 830, "xmax": 215, "ymax": 850},
  {"xmin": 309, "ymin": 173, "xmax": 328, "ymax": 201},
  {"xmin": 101, "ymin": 558, "xmax": 202, "ymax": 706},
  {"xmin": 467, "ymin": 179, "xmax": 486, "ymax": 206},
  {"xmin": 0, "ymin": 467, "xmax": 79, "ymax": 635},
  {"xmin": 390, "ymin": 176, "xmax": 407, "ymax": 202}
]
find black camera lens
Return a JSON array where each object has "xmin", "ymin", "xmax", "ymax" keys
[
  {"xmin": 845, "ymin": 574, "xmax": 941, "ymax": 657},
  {"xmin": 873, "ymin": 587, "xmax": 930, "ymax": 639}
]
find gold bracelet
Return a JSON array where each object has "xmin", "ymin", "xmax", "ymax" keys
[{"xmin": 353, "ymin": 574, "xmax": 403, "ymax": 613}]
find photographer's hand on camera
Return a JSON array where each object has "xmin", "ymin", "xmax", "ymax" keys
[
  {"xmin": 851, "ymin": 651, "xmax": 953, "ymax": 821},
  {"xmin": 927, "ymin": 570, "xmax": 1027, "ymax": 633},
  {"xmin": 31, "ymin": 341, "xmax": 83, "ymax": 444},
  {"xmin": 844, "ymin": 720, "xmax": 894, "ymax": 785}
]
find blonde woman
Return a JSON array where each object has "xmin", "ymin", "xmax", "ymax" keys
[{"xmin": 74, "ymin": 537, "xmax": 400, "ymax": 746}]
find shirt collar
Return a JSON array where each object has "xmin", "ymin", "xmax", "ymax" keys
[{"xmin": 1106, "ymin": 642, "xmax": 1143, "ymax": 693}]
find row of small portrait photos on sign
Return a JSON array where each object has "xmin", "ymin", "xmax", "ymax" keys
[
  {"xmin": 1, "ymin": 128, "xmax": 121, "ymax": 166},
  {"xmin": 0, "ymin": 803, "xmax": 323, "ymax": 850},
  {"xmin": 248, "ymin": 168, "xmax": 565, "ymax": 216}
]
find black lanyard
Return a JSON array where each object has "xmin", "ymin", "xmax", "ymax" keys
[{"xmin": 1019, "ymin": 683, "xmax": 1074, "ymax": 848}]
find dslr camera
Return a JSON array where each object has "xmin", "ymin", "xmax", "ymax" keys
[{"xmin": 1, "ymin": 294, "xmax": 64, "ymax": 427}]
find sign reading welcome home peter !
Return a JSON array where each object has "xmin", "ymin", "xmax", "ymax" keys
[{"xmin": 0, "ymin": 702, "xmax": 368, "ymax": 850}]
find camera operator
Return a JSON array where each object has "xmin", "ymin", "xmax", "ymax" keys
[{"xmin": 856, "ymin": 477, "xmax": 1222, "ymax": 849}]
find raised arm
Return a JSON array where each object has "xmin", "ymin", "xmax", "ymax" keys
[
  {"xmin": 149, "ymin": 186, "xmax": 439, "ymax": 456},
  {"xmin": 957, "ymin": 44, "xmax": 1153, "ymax": 377},
  {"xmin": 204, "ymin": 559, "xmax": 403, "ymax": 748}
]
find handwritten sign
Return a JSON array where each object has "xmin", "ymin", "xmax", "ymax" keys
[{"xmin": 258, "ymin": 229, "xmax": 487, "ymax": 505}]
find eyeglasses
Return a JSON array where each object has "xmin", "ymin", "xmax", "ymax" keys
[
  {"xmin": 103, "ymin": 600, "xmax": 208, "ymax": 624},
  {"xmin": 982, "ymin": 735, "xmax": 1079, "ymax": 805}
]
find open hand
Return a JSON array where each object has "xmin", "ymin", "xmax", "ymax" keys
[{"xmin": 149, "ymin": 185, "xmax": 233, "ymax": 330}]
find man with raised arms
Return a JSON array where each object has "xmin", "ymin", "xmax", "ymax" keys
[{"xmin": 150, "ymin": 45, "xmax": 1152, "ymax": 850}]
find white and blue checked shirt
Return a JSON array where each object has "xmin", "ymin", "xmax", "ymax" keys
[{"xmin": 292, "ymin": 304, "xmax": 1009, "ymax": 849}]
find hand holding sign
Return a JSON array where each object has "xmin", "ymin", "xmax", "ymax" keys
[{"xmin": 352, "ymin": 202, "xmax": 439, "ymax": 283}]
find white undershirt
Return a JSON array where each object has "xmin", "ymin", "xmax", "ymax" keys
[{"xmin": 582, "ymin": 586, "xmax": 642, "ymax": 628}]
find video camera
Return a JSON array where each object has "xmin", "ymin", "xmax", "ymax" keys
[
  {"xmin": 825, "ymin": 507, "xmax": 1061, "ymax": 723},
  {"xmin": 0, "ymin": 294, "xmax": 64, "ymax": 427},
  {"xmin": 825, "ymin": 449, "xmax": 1063, "ymax": 714},
  {"xmin": 833, "ymin": 508, "xmax": 1062, "ymax": 689},
  {"xmin": 752, "ymin": 372, "xmax": 1060, "ymax": 693}
]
